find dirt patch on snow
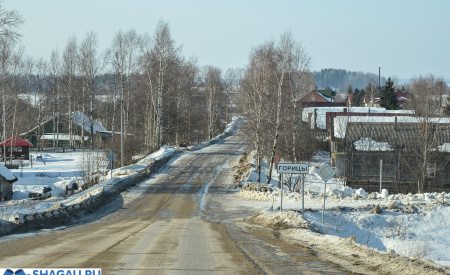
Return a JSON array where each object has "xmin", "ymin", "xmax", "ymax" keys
[
  {"xmin": 245, "ymin": 208, "xmax": 449, "ymax": 274},
  {"xmin": 248, "ymin": 210, "xmax": 309, "ymax": 230},
  {"xmin": 279, "ymin": 228, "xmax": 450, "ymax": 274},
  {"xmin": 232, "ymin": 151, "xmax": 251, "ymax": 187}
]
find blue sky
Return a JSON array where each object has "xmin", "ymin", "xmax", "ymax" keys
[{"xmin": 4, "ymin": 0, "xmax": 450, "ymax": 79}]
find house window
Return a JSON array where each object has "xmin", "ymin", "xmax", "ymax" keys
[
  {"xmin": 12, "ymin": 147, "xmax": 22, "ymax": 153},
  {"xmin": 426, "ymin": 163, "xmax": 436, "ymax": 178},
  {"xmin": 310, "ymin": 95, "xmax": 315, "ymax": 102}
]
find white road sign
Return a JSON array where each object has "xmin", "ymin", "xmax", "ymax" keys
[
  {"xmin": 277, "ymin": 163, "xmax": 309, "ymax": 174},
  {"xmin": 316, "ymin": 163, "xmax": 335, "ymax": 182}
]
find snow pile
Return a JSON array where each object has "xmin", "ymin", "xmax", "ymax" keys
[
  {"xmin": 249, "ymin": 210, "xmax": 309, "ymax": 229},
  {"xmin": 354, "ymin": 137, "xmax": 393, "ymax": 151},
  {"xmin": 137, "ymin": 146, "xmax": 178, "ymax": 164},
  {"xmin": 0, "ymin": 163, "xmax": 17, "ymax": 181},
  {"xmin": 110, "ymin": 146, "xmax": 179, "ymax": 178},
  {"xmin": 52, "ymin": 179, "xmax": 78, "ymax": 196},
  {"xmin": 302, "ymin": 203, "xmax": 450, "ymax": 265}
]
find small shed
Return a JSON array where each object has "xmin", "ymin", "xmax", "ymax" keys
[
  {"xmin": 0, "ymin": 136, "xmax": 33, "ymax": 160},
  {"xmin": 0, "ymin": 163, "xmax": 17, "ymax": 200}
]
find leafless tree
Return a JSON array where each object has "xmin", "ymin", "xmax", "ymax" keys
[
  {"xmin": 240, "ymin": 40, "xmax": 277, "ymax": 182},
  {"xmin": 0, "ymin": 3, "xmax": 23, "ymax": 43},
  {"xmin": 409, "ymin": 75, "xmax": 447, "ymax": 117},
  {"xmin": 283, "ymin": 39, "xmax": 314, "ymax": 163},
  {"xmin": 151, "ymin": 21, "xmax": 178, "ymax": 147},
  {"xmin": 240, "ymin": 32, "xmax": 316, "ymax": 184},
  {"xmin": 224, "ymin": 68, "xmax": 238, "ymax": 124},
  {"xmin": 109, "ymin": 29, "xmax": 141, "ymax": 165},
  {"xmin": 201, "ymin": 65, "xmax": 223, "ymax": 139},
  {"xmin": 79, "ymin": 31, "xmax": 104, "ymax": 149},
  {"xmin": 49, "ymin": 49, "xmax": 61, "ymax": 150},
  {"xmin": 62, "ymin": 36, "xmax": 79, "ymax": 149},
  {"xmin": 265, "ymin": 32, "xmax": 292, "ymax": 185},
  {"xmin": 34, "ymin": 58, "xmax": 48, "ymax": 151},
  {"xmin": 402, "ymin": 75, "xmax": 450, "ymax": 193},
  {"xmin": 0, "ymin": 3, "xmax": 23, "ymax": 161}
]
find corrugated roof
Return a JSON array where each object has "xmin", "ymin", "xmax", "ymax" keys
[{"xmin": 344, "ymin": 122, "xmax": 450, "ymax": 152}]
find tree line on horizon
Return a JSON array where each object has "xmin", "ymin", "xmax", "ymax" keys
[{"xmin": 314, "ymin": 68, "xmax": 386, "ymax": 93}]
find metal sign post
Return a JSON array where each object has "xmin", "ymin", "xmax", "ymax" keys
[
  {"xmin": 280, "ymin": 173, "xmax": 283, "ymax": 212},
  {"xmin": 277, "ymin": 163, "xmax": 309, "ymax": 214},
  {"xmin": 316, "ymin": 163, "xmax": 335, "ymax": 224},
  {"xmin": 301, "ymin": 174, "xmax": 305, "ymax": 217},
  {"xmin": 106, "ymin": 150, "xmax": 117, "ymax": 179},
  {"xmin": 380, "ymin": 159, "xmax": 383, "ymax": 193}
]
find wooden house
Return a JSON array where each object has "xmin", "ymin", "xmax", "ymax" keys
[
  {"xmin": 337, "ymin": 119, "xmax": 450, "ymax": 194},
  {"xmin": 20, "ymin": 112, "xmax": 109, "ymax": 149},
  {"xmin": 0, "ymin": 163, "xmax": 17, "ymax": 200},
  {"xmin": 0, "ymin": 137, "xmax": 33, "ymax": 160},
  {"xmin": 298, "ymin": 89, "xmax": 346, "ymax": 108}
]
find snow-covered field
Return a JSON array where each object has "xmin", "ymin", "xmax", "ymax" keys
[
  {"xmin": 11, "ymin": 151, "xmax": 89, "ymax": 200},
  {"xmin": 237, "ymin": 151, "xmax": 450, "ymax": 268}
]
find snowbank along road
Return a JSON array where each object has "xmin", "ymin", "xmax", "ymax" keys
[{"xmin": 0, "ymin": 130, "xmax": 347, "ymax": 274}]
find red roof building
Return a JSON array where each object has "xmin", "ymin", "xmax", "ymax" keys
[{"xmin": 0, "ymin": 136, "xmax": 33, "ymax": 160}]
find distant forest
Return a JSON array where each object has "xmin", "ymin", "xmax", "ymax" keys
[{"xmin": 314, "ymin": 68, "xmax": 386, "ymax": 93}]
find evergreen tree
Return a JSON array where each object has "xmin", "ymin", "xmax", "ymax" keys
[
  {"xmin": 380, "ymin": 77, "xmax": 399, "ymax": 110},
  {"xmin": 351, "ymin": 88, "xmax": 365, "ymax": 107},
  {"xmin": 346, "ymin": 84, "xmax": 353, "ymax": 95}
]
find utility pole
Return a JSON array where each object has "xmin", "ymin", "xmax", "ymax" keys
[
  {"xmin": 121, "ymin": 98, "xmax": 124, "ymax": 167},
  {"xmin": 379, "ymin": 67, "xmax": 381, "ymax": 88}
]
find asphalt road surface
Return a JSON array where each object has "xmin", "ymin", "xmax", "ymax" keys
[{"xmin": 0, "ymin": 131, "xmax": 347, "ymax": 274}]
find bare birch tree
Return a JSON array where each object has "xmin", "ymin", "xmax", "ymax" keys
[
  {"xmin": 34, "ymin": 58, "xmax": 48, "ymax": 151},
  {"xmin": 240, "ymin": 41, "xmax": 278, "ymax": 182},
  {"xmin": 403, "ymin": 75, "xmax": 450, "ymax": 192},
  {"xmin": 152, "ymin": 21, "xmax": 178, "ymax": 148},
  {"xmin": 49, "ymin": 49, "xmax": 60, "ymax": 150},
  {"xmin": 201, "ymin": 65, "xmax": 223, "ymax": 139},
  {"xmin": 79, "ymin": 31, "xmax": 103, "ymax": 149},
  {"xmin": 265, "ymin": 32, "xmax": 291, "ymax": 185},
  {"xmin": 62, "ymin": 37, "xmax": 78, "ymax": 149},
  {"xmin": 0, "ymin": 3, "xmax": 23, "ymax": 43},
  {"xmin": 284, "ymin": 40, "xmax": 313, "ymax": 163}
]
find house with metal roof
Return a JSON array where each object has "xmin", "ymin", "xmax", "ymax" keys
[
  {"xmin": 332, "ymin": 117, "xmax": 450, "ymax": 194},
  {"xmin": 20, "ymin": 112, "xmax": 110, "ymax": 150}
]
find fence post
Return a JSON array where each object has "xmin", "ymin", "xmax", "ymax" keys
[{"xmin": 380, "ymin": 159, "xmax": 383, "ymax": 193}]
